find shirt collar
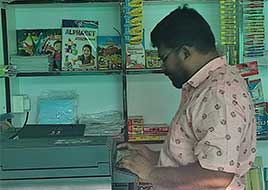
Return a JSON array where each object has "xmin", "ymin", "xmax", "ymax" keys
[{"xmin": 184, "ymin": 56, "xmax": 227, "ymax": 88}]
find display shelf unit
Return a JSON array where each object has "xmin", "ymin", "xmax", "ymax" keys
[
  {"xmin": 6, "ymin": 69, "xmax": 165, "ymax": 77},
  {"xmin": 0, "ymin": 0, "xmax": 130, "ymax": 139},
  {"xmin": 1, "ymin": 2, "xmax": 268, "ymax": 190},
  {"xmin": 126, "ymin": 69, "xmax": 163, "ymax": 75},
  {"xmin": 15, "ymin": 70, "xmax": 122, "ymax": 77},
  {"xmin": 4, "ymin": 0, "xmax": 120, "ymax": 4},
  {"xmin": 0, "ymin": 0, "xmax": 268, "ymax": 144},
  {"xmin": 127, "ymin": 0, "xmax": 268, "ymax": 144}
]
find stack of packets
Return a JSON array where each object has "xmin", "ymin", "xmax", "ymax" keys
[
  {"xmin": 255, "ymin": 102, "xmax": 268, "ymax": 139},
  {"xmin": 128, "ymin": 116, "xmax": 169, "ymax": 142},
  {"xmin": 243, "ymin": 0, "xmax": 265, "ymax": 57},
  {"xmin": 10, "ymin": 55, "xmax": 50, "ymax": 72},
  {"xmin": 80, "ymin": 110, "xmax": 123, "ymax": 136},
  {"xmin": 235, "ymin": 61, "xmax": 268, "ymax": 139},
  {"xmin": 123, "ymin": 0, "xmax": 146, "ymax": 69},
  {"xmin": 245, "ymin": 157, "xmax": 264, "ymax": 190},
  {"xmin": 219, "ymin": 0, "xmax": 239, "ymax": 65},
  {"xmin": 37, "ymin": 91, "xmax": 78, "ymax": 124},
  {"xmin": 123, "ymin": 0, "xmax": 143, "ymax": 45},
  {"xmin": 235, "ymin": 61, "xmax": 259, "ymax": 77},
  {"xmin": 247, "ymin": 78, "xmax": 264, "ymax": 104},
  {"xmin": 128, "ymin": 116, "xmax": 144, "ymax": 136}
]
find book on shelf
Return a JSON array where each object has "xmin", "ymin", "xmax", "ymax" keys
[
  {"xmin": 61, "ymin": 19, "xmax": 98, "ymax": 71},
  {"xmin": 145, "ymin": 50, "xmax": 161, "ymax": 69},
  {"xmin": 126, "ymin": 43, "xmax": 145, "ymax": 69},
  {"xmin": 97, "ymin": 36, "xmax": 122, "ymax": 70},
  {"xmin": 16, "ymin": 29, "xmax": 61, "ymax": 57}
]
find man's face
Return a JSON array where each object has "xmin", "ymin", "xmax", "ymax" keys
[{"xmin": 158, "ymin": 46, "xmax": 190, "ymax": 89}]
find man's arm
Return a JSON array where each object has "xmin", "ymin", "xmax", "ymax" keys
[
  {"xmin": 117, "ymin": 150, "xmax": 234, "ymax": 189},
  {"xmin": 149, "ymin": 162, "xmax": 234, "ymax": 189}
]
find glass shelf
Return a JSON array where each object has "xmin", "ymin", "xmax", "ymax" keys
[
  {"xmin": 4, "ymin": 0, "xmax": 120, "ymax": 4},
  {"xmin": 2, "ymin": 69, "xmax": 165, "ymax": 77},
  {"xmin": 4, "ymin": 0, "xmax": 219, "ymax": 4},
  {"xmin": 129, "ymin": 140, "xmax": 165, "ymax": 144},
  {"xmin": 257, "ymin": 135, "xmax": 268, "ymax": 141},
  {"xmin": 15, "ymin": 70, "xmax": 122, "ymax": 77},
  {"xmin": 126, "ymin": 69, "xmax": 163, "ymax": 75},
  {"xmin": 143, "ymin": 0, "xmax": 219, "ymax": 3}
]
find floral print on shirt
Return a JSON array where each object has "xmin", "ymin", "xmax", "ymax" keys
[{"xmin": 158, "ymin": 57, "xmax": 256, "ymax": 190}]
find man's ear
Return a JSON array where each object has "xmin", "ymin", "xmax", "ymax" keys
[{"xmin": 177, "ymin": 45, "xmax": 191, "ymax": 61}]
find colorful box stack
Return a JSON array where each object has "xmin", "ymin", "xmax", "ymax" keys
[
  {"xmin": 235, "ymin": 61, "xmax": 268, "ymax": 139},
  {"xmin": 220, "ymin": 0, "xmax": 239, "ymax": 65},
  {"xmin": 127, "ymin": 116, "xmax": 169, "ymax": 142},
  {"xmin": 235, "ymin": 61, "xmax": 259, "ymax": 77},
  {"xmin": 128, "ymin": 116, "xmax": 144, "ymax": 136},
  {"xmin": 255, "ymin": 102, "xmax": 268, "ymax": 139},
  {"xmin": 123, "ymin": 0, "xmax": 146, "ymax": 69},
  {"xmin": 247, "ymin": 78, "xmax": 264, "ymax": 104},
  {"xmin": 243, "ymin": 0, "xmax": 265, "ymax": 57},
  {"xmin": 123, "ymin": 0, "xmax": 143, "ymax": 45}
]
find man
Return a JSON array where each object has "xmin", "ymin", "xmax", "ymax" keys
[{"xmin": 117, "ymin": 5, "xmax": 256, "ymax": 190}]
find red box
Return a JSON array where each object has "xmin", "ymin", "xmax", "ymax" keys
[{"xmin": 235, "ymin": 61, "xmax": 259, "ymax": 77}]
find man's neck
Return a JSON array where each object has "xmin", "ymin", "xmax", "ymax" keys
[{"xmin": 190, "ymin": 51, "xmax": 219, "ymax": 77}]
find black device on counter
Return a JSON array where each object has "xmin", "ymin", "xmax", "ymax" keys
[{"xmin": 10, "ymin": 124, "xmax": 86, "ymax": 139}]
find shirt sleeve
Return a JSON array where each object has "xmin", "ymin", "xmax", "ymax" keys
[{"xmin": 191, "ymin": 81, "xmax": 256, "ymax": 175}]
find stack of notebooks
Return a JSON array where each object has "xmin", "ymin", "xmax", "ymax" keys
[{"xmin": 10, "ymin": 55, "xmax": 49, "ymax": 72}]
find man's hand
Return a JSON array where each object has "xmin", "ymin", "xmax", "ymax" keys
[
  {"xmin": 117, "ymin": 152, "xmax": 154, "ymax": 181},
  {"xmin": 117, "ymin": 143, "xmax": 160, "ymax": 165},
  {"xmin": 116, "ymin": 143, "xmax": 160, "ymax": 181}
]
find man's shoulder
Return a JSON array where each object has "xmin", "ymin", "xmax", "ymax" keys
[{"xmin": 204, "ymin": 64, "xmax": 246, "ymax": 90}]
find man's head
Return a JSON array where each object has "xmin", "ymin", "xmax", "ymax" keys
[{"xmin": 151, "ymin": 5, "xmax": 217, "ymax": 88}]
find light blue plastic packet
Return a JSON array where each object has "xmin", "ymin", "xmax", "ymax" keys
[{"xmin": 0, "ymin": 113, "xmax": 14, "ymax": 121}]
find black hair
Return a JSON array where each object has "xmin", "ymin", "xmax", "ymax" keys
[
  {"xmin": 151, "ymin": 5, "xmax": 216, "ymax": 53},
  {"xmin": 83, "ymin": 44, "xmax": 92, "ymax": 52}
]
